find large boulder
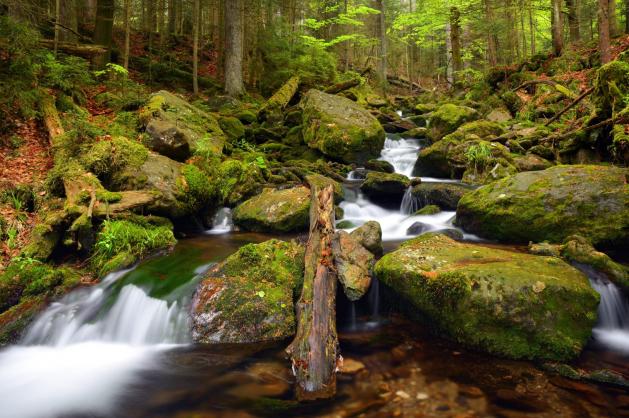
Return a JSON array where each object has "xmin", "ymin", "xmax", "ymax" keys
[
  {"xmin": 427, "ymin": 104, "xmax": 479, "ymax": 142},
  {"xmin": 191, "ymin": 239, "xmax": 304, "ymax": 343},
  {"xmin": 457, "ymin": 165, "xmax": 629, "ymax": 247},
  {"xmin": 360, "ymin": 172, "xmax": 410, "ymax": 204},
  {"xmin": 139, "ymin": 91, "xmax": 225, "ymax": 161},
  {"xmin": 410, "ymin": 182, "xmax": 473, "ymax": 211},
  {"xmin": 233, "ymin": 186, "xmax": 311, "ymax": 233},
  {"xmin": 350, "ymin": 221, "xmax": 383, "ymax": 256},
  {"xmin": 332, "ymin": 231, "xmax": 374, "ymax": 301},
  {"xmin": 374, "ymin": 234, "xmax": 599, "ymax": 361},
  {"xmin": 301, "ymin": 89, "xmax": 385, "ymax": 164}
]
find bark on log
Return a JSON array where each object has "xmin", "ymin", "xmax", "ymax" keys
[
  {"xmin": 286, "ymin": 184, "xmax": 339, "ymax": 401},
  {"xmin": 258, "ymin": 76, "xmax": 301, "ymax": 122},
  {"xmin": 38, "ymin": 39, "xmax": 107, "ymax": 57},
  {"xmin": 324, "ymin": 78, "xmax": 360, "ymax": 94},
  {"xmin": 545, "ymin": 87, "xmax": 594, "ymax": 126}
]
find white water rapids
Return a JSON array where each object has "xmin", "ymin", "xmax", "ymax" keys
[{"xmin": 0, "ymin": 268, "xmax": 193, "ymax": 418}]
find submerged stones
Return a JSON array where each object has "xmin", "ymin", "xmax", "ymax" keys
[
  {"xmin": 232, "ymin": 186, "xmax": 311, "ymax": 233},
  {"xmin": 301, "ymin": 89, "xmax": 385, "ymax": 164},
  {"xmin": 191, "ymin": 239, "xmax": 304, "ymax": 344},
  {"xmin": 140, "ymin": 90, "xmax": 225, "ymax": 161},
  {"xmin": 374, "ymin": 233, "xmax": 599, "ymax": 361},
  {"xmin": 457, "ymin": 165, "xmax": 629, "ymax": 247}
]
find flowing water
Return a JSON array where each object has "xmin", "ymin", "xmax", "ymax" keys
[{"xmin": 0, "ymin": 125, "xmax": 628, "ymax": 417}]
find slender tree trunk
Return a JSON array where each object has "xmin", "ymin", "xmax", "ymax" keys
[
  {"xmin": 94, "ymin": 0, "xmax": 115, "ymax": 67},
  {"xmin": 599, "ymin": 0, "xmax": 612, "ymax": 63},
  {"xmin": 566, "ymin": 0, "xmax": 581, "ymax": 41},
  {"xmin": 193, "ymin": 0, "xmax": 200, "ymax": 94},
  {"xmin": 625, "ymin": 0, "xmax": 629, "ymax": 33},
  {"xmin": 485, "ymin": 0, "xmax": 498, "ymax": 66},
  {"xmin": 450, "ymin": 7, "xmax": 462, "ymax": 74},
  {"xmin": 376, "ymin": 0, "xmax": 387, "ymax": 93},
  {"xmin": 59, "ymin": 0, "xmax": 78, "ymax": 43},
  {"xmin": 168, "ymin": 0, "xmax": 176, "ymax": 34},
  {"xmin": 224, "ymin": 0, "xmax": 244, "ymax": 96},
  {"xmin": 552, "ymin": 0, "xmax": 564, "ymax": 56},
  {"xmin": 529, "ymin": 0, "xmax": 536, "ymax": 55},
  {"xmin": 123, "ymin": 0, "xmax": 131, "ymax": 69},
  {"xmin": 54, "ymin": 0, "xmax": 60, "ymax": 56},
  {"xmin": 609, "ymin": 0, "xmax": 617, "ymax": 36}
]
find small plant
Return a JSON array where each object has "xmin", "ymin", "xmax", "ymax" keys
[
  {"xmin": 6, "ymin": 226, "xmax": 18, "ymax": 249},
  {"xmin": 465, "ymin": 142, "xmax": 493, "ymax": 174},
  {"xmin": 254, "ymin": 156, "xmax": 267, "ymax": 170}
]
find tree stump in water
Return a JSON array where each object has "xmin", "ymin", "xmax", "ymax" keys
[{"xmin": 286, "ymin": 184, "xmax": 339, "ymax": 401}]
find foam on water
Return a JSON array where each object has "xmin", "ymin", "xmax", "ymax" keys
[
  {"xmin": 205, "ymin": 207, "xmax": 234, "ymax": 235},
  {"xmin": 379, "ymin": 134, "xmax": 421, "ymax": 178}
]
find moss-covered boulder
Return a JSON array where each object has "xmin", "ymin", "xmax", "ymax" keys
[
  {"xmin": 332, "ymin": 231, "xmax": 374, "ymax": 301},
  {"xmin": 301, "ymin": 89, "xmax": 385, "ymax": 164},
  {"xmin": 360, "ymin": 172, "xmax": 410, "ymax": 204},
  {"xmin": 350, "ymin": 221, "xmax": 383, "ymax": 256},
  {"xmin": 218, "ymin": 116, "xmax": 245, "ymax": 140},
  {"xmin": 513, "ymin": 154, "xmax": 554, "ymax": 172},
  {"xmin": 427, "ymin": 104, "xmax": 479, "ymax": 142},
  {"xmin": 233, "ymin": 187, "xmax": 310, "ymax": 233},
  {"xmin": 191, "ymin": 239, "xmax": 304, "ymax": 343},
  {"xmin": 139, "ymin": 91, "xmax": 225, "ymax": 161},
  {"xmin": 365, "ymin": 159, "xmax": 395, "ymax": 174},
  {"xmin": 218, "ymin": 158, "xmax": 266, "ymax": 206},
  {"xmin": 410, "ymin": 182, "xmax": 473, "ymax": 211},
  {"xmin": 0, "ymin": 259, "xmax": 83, "ymax": 344},
  {"xmin": 413, "ymin": 136, "xmax": 460, "ymax": 178},
  {"xmin": 374, "ymin": 234, "xmax": 599, "ymax": 361},
  {"xmin": 457, "ymin": 165, "xmax": 629, "ymax": 247}
]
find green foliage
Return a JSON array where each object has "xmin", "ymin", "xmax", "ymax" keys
[
  {"xmin": 465, "ymin": 141, "xmax": 493, "ymax": 173},
  {"xmin": 91, "ymin": 219, "xmax": 176, "ymax": 275}
]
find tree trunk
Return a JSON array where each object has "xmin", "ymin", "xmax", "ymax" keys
[
  {"xmin": 224, "ymin": 0, "xmax": 244, "ymax": 96},
  {"xmin": 54, "ymin": 0, "xmax": 60, "ymax": 56},
  {"xmin": 193, "ymin": 0, "xmax": 200, "ymax": 94},
  {"xmin": 286, "ymin": 185, "xmax": 339, "ymax": 401},
  {"xmin": 599, "ymin": 0, "xmax": 611, "ymax": 63},
  {"xmin": 529, "ymin": 0, "xmax": 536, "ymax": 55},
  {"xmin": 94, "ymin": 0, "xmax": 115, "ymax": 67},
  {"xmin": 625, "ymin": 0, "xmax": 629, "ymax": 34},
  {"xmin": 552, "ymin": 0, "xmax": 564, "ymax": 56},
  {"xmin": 609, "ymin": 0, "xmax": 617, "ymax": 36},
  {"xmin": 123, "ymin": 0, "xmax": 130, "ymax": 69},
  {"xmin": 450, "ymin": 6, "xmax": 462, "ymax": 76},
  {"xmin": 485, "ymin": 0, "xmax": 498, "ymax": 66},
  {"xmin": 566, "ymin": 0, "xmax": 581, "ymax": 42},
  {"xmin": 376, "ymin": 0, "xmax": 387, "ymax": 94},
  {"xmin": 59, "ymin": 0, "xmax": 78, "ymax": 43},
  {"xmin": 258, "ymin": 76, "xmax": 300, "ymax": 122}
]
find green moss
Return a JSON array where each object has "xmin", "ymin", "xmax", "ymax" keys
[
  {"xmin": 179, "ymin": 164, "xmax": 217, "ymax": 211},
  {"xmin": 427, "ymin": 103, "xmax": 479, "ymax": 141},
  {"xmin": 375, "ymin": 234, "xmax": 599, "ymax": 361},
  {"xmin": 414, "ymin": 205, "xmax": 441, "ymax": 215},
  {"xmin": 218, "ymin": 116, "xmax": 245, "ymax": 140},
  {"xmin": 80, "ymin": 136, "xmax": 149, "ymax": 180},
  {"xmin": 91, "ymin": 218, "xmax": 176, "ymax": 276},
  {"xmin": 191, "ymin": 239, "xmax": 305, "ymax": 343},
  {"xmin": 233, "ymin": 187, "xmax": 311, "ymax": 233}
]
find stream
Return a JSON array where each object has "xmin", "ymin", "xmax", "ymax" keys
[{"xmin": 0, "ymin": 132, "xmax": 628, "ymax": 417}]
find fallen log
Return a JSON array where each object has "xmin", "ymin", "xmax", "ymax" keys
[
  {"xmin": 386, "ymin": 74, "xmax": 427, "ymax": 92},
  {"xmin": 545, "ymin": 87, "xmax": 594, "ymax": 126},
  {"xmin": 324, "ymin": 78, "xmax": 360, "ymax": 94},
  {"xmin": 286, "ymin": 184, "xmax": 339, "ymax": 401},
  {"xmin": 38, "ymin": 39, "xmax": 107, "ymax": 58},
  {"xmin": 258, "ymin": 76, "xmax": 301, "ymax": 123}
]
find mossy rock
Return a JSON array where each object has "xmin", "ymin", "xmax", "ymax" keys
[
  {"xmin": 235, "ymin": 109, "xmax": 257, "ymax": 124},
  {"xmin": 444, "ymin": 120, "xmax": 506, "ymax": 142},
  {"xmin": 360, "ymin": 171, "xmax": 410, "ymax": 204},
  {"xmin": 414, "ymin": 205, "xmax": 441, "ymax": 215},
  {"xmin": 139, "ymin": 90, "xmax": 225, "ymax": 161},
  {"xmin": 218, "ymin": 158, "xmax": 265, "ymax": 207},
  {"xmin": 218, "ymin": 116, "xmax": 245, "ymax": 140},
  {"xmin": 365, "ymin": 159, "xmax": 395, "ymax": 173},
  {"xmin": 513, "ymin": 154, "xmax": 554, "ymax": 172},
  {"xmin": 427, "ymin": 104, "xmax": 479, "ymax": 142},
  {"xmin": 374, "ymin": 233, "xmax": 599, "ymax": 361},
  {"xmin": 410, "ymin": 182, "xmax": 473, "ymax": 211},
  {"xmin": 457, "ymin": 165, "xmax": 629, "ymax": 247},
  {"xmin": 413, "ymin": 136, "xmax": 461, "ymax": 178},
  {"xmin": 233, "ymin": 186, "xmax": 311, "ymax": 233},
  {"xmin": 301, "ymin": 89, "xmax": 385, "ymax": 164},
  {"xmin": 191, "ymin": 239, "xmax": 305, "ymax": 343}
]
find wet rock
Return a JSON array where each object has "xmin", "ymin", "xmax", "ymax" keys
[
  {"xmin": 301, "ymin": 89, "xmax": 385, "ymax": 164},
  {"xmin": 191, "ymin": 239, "xmax": 304, "ymax": 344},
  {"xmin": 427, "ymin": 104, "xmax": 479, "ymax": 142},
  {"xmin": 486, "ymin": 108, "xmax": 512, "ymax": 123},
  {"xmin": 457, "ymin": 165, "xmax": 629, "ymax": 247},
  {"xmin": 233, "ymin": 186, "xmax": 310, "ymax": 233},
  {"xmin": 414, "ymin": 205, "xmax": 440, "ymax": 215},
  {"xmin": 384, "ymin": 119, "xmax": 417, "ymax": 134},
  {"xmin": 360, "ymin": 172, "xmax": 410, "ymax": 204},
  {"xmin": 528, "ymin": 144, "xmax": 555, "ymax": 160},
  {"xmin": 406, "ymin": 222, "xmax": 430, "ymax": 235},
  {"xmin": 410, "ymin": 182, "xmax": 473, "ymax": 211},
  {"xmin": 340, "ymin": 358, "xmax": 366, "ymax": 374},
  {"xmin": 365, "ymin": 159, "xmax": 395, "ymax": 174},
  {"xmin": 350, "ymin": 221, "xmax": 383, "ymax": 256},
  {"xmin": 333, "ymin": 231, "xmax": 374, "ymax": 301},
  {"xmin": 337, "ymin": 220, "xmax": 357, "ymax": 229},
  {"xmin": 374, "ymin": 233, "xmax": 599, "ymax": 361},
  {"xmin": 140, "ymin": 91, "xmax": 225, "ymax": 161},
  {"xmin": 403, "ymin": 127, "xmax": 428, "ymax": 138},
  {"xmin": 513, "ymin": 153, "xmax": 554, "ymax": 172},
  {"xmin": 432, "ymin": 228, "xmax": 464, "ymax": 241}
]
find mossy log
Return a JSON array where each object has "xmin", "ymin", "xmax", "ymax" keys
[
  {"xmin": 38, "ymin": 39, "xmax": 107, "ymax": 58},
  {"xmin": 258, "ymin": 76, "xmax": 300, "ymax": 123},
  {"xmin": 129, "ymin": 56, "xmax": 221, "ymax": 89},
  {"xmin": 324, "ymin": 78, "xmax": 360, "ymax": 94},
  {"xmin": 286, "ymin": 184, "xmax": 339, "ymax": 401}
]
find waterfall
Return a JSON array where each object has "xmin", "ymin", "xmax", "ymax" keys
[
  {"xmin": 379, "ymin": 134, "xmax": 421, "ymax": 178},
  {"xmin": 369, "ymin": 277, "xmax": 381, "ymax": 320},
  {"xmin": 584, "ymin": 265, "xmax": 629, "ymax": 354},
  {"xmin": 206, "ymin": 207, "xmax": 233, "ymax": 235},
  {"xmin": 400, "ymin": 186, "xmax": 421, "ymax": 215},
  {"xmin": 0, "ymin": 267, "xmax": 193, "ymax": 418}
]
